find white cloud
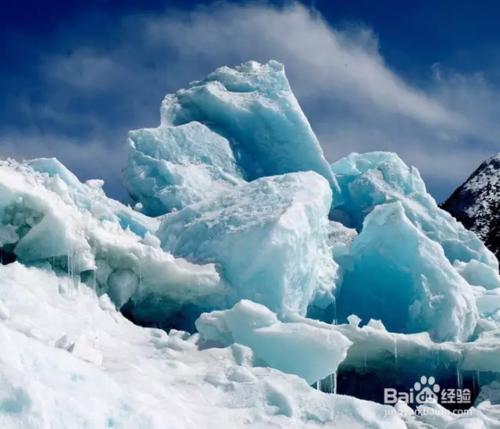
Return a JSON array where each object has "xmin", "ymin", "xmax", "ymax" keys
[
  {"xmin": 18, "ymin": 1, "xmax": 500, "ymax": 201},
  {"xmin": 144, "ymin": 3, "xmax": 462, "ymax": 128}
]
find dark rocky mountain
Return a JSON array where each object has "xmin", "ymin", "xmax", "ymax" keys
[{"xmin": 442, "ymin": 154, "xmax": 500, "ymax": 261}]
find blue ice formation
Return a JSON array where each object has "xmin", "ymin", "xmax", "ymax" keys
[
  {"xmin": 2, "ymin": 59, "xmax": 500, "ymax": 429},
  {"xmin": 124, "ymin": 122, "xmax": 245, "ymax": 216},
  {"xmin": 124, "ymin": 60, "xmax": 338, "ymax": 215},
  {"xmin": 331, "ymin": 152, "xmax": 499, "ymax": 272},
  {"xmin": 329, "ymin": 153, "xmax": 498, "ymax": 341},
  {"xmin": 2, "ymin": 60, "xmax": 499, "ymax": 346},
  {"xmin": 335, "ymin": 202, "xmax": 478, "ymax": 342},
  {"xmin": 158, "ymin": 171, "xmax": 336, "ymax": 317},
  {"xmin": 196, "ymin": 300, "xmax": 352, "ymax": 384}
]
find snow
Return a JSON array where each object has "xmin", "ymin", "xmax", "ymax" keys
[
  {"xmin": 0, "ymin": 159, "xmax": 224, "ymax": 327},
  {"xmin": 124, "ymin": 60, "xmax": 339, "ymax": 215},
  {"xmin": 0, "ymin": 262, "xmax": 407, "ymax": 429},
  {"xmin": 28, "ymin": 157, "xmax": 158, "ymax": 237},
  {"xmin": 196, "ymin": 300, "xmax": 352, "ymax": 384},
  {"xmin": 158, "ymin": 171, "xmax": 336, "ymax": 318}
]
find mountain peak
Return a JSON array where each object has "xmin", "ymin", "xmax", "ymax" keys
[{"xmin": 442, "ymin": 153, "xmax": 500, "ymax": 260}]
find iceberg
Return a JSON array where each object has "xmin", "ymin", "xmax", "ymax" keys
[
  {"xmin": 124, "ymin": 60, "xmax": 339, "ymax": 215},
  {"xmin": 124, "ymin": 122, "xmax": 245, "ymax": 215},
  {"xmin": 196, "ymin": 300, "xmax": 352, "ymax": 384},
  {"xmin": 331, "ymin": 152, "xmax": 499, "ymax": 275},
  {"xmin": 158, "ymin": 171, "xmax": 336, "ymax": 317},
  {"xmin": 336, "ymin": 202, "xmax": 478, "ymax": 341},
  {"xmin": 325, "ymin": 152, "xmax": 500, "ymax": 341},
  {"xmin": 0, "ymin": 159, "xmax": 224, "ymax": 327}
]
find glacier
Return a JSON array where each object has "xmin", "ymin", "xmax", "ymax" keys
[
  {"xmin": 331, "ymin": 151, "xmax": 499, "ymax": 272},
  {"xmin": 124, "ymin": 60, "xmax": 339, "ymax": 215},
  {"xmin": 1, "ymin": 59, "xmax": 500, "ymax": 429},
  {"xmin": 158, "ymin": 171, "xmax": 336, "ymax": 319},
  {"xmin": 336, "ymin": 202, "xmax": 478, "ymax": 341},
  {"xmin": 124, "ymin": 122, "xmax": 245, "ymax": 215}
]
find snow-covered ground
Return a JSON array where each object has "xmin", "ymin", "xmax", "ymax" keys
[{"xmin": 0, "ymin": 262, "xmax": 407, "ymax": 429}]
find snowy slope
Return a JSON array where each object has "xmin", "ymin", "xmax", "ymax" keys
[
  {"xmin": 0, "ymin": 262, "xmax": 407, "ymax": 429},
  {"xmin": 442, "ymin": 154, "xmax": 500, "ymax": 260},
  {"xmin": 2, "ymin": 262, "xmax": 500, "ymax": 429}
]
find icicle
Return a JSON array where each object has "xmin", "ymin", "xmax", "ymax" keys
[
  {"xmin": 67, "ymin": 253, "xmax": 70, "ymax": 278},
  {"xmin": 394, "ymin": 338, "xmax": 398, "ymax": 367},
  {"xmin": 333, "ymin": 371, "xmax": 337, "ymax": 395},
  {"xmin": 316, "ymin": 379, "xmax": 321, "ymax": 391},
  {"xmin": 456, "ymin": 366, "xmax": 463, "ymax": 390},
  {"xmin": 74, "ymin": 250, "xmax": 79, "ymax": 290},
  {"xmin": 332, "ymin": 299, "xmax": 337, "ymax": 326},
  {"xmin": 323, "ymin": 373, "xmax": 334, "ymax": 394}
]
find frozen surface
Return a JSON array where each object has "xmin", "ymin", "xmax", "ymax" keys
[
  {"xmin": 124, "ymin": 60, "xmax": 339, "ymax": 215},
  {"xmin": 159, "ymin": 171, "xmax": 336, "ymax": 317},
  {"xmin": 196, "ymin": 300, "xmax": 352, "ymax": 384},
  {"xmin": 300, "ymin": 314, "xmax": 500, "ymax": 377},
  {"xmin": 336, "ymin": 202, "xmax": 478, "ymax": 342},
  {"xmin": 284, "ymin": 312, "xmax": 500, "ymax": 423},
  {"xmin": 0, "ymin": 262, "xmax": 407, "ymax": 429}
]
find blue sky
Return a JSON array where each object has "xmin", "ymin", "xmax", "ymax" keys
[{"xmin": 1, "ymin": 0, "xmax": 500, "ymax": 202}]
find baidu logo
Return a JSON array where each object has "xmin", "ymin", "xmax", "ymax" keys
[
  {"xmin": 384, "ymin": 375, "xmax": 474, "ymax": 418},
  {"xmin": 413, "ymin": 376, "xmax": 440, "ymax": 403},
  {"xmin": 384, "ymin": 375, "xmax": 440, "ymax": 405},
  {"xmin": 384, "ymin": 375, "xmax": 472, "ymax": 406}
]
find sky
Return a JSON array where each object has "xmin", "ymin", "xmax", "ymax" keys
[{"xmin": 1, "ymin": 0, "xmax": 500, "ymax": 202}]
